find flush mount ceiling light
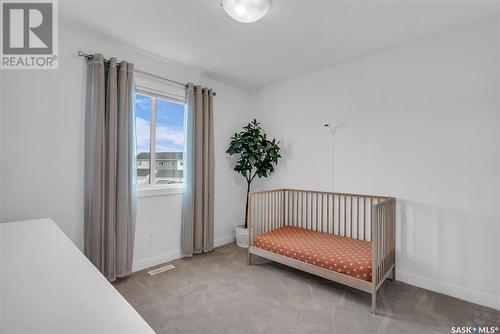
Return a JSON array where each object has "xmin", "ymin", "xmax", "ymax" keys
[{"xmin": 221, "ymin": 0, "xmax": 272, "ymax": 23}]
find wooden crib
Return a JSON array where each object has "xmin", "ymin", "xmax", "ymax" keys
[{"xmin": 247, "ymin": 189, "xmax": 396, "ymax": 313}]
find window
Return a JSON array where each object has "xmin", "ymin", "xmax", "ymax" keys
[{"xmin": 135, "ymin": 90, "xmax": 185, "ymax": 188}]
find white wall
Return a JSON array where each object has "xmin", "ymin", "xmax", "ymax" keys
[
  {"xmin": 251, "ymin": 19, "xmax": 500, "ymax": 309},
  {"xmin": 2, "ymin": 5, "xmax": 498, "ymax": 312},
  {"xmin": 0, "ymin": 21, "xmax": 250, "ymax": 270},
  {"xmin": 0, "ymin": 70, "xmax": 3, "ymax": 220}
]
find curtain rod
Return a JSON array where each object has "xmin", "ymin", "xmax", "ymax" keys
[{"xmin": 77, "ymin": 51, "xmax": 216, "ymax": 96}]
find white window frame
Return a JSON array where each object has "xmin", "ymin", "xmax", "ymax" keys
[{"xmin": 135, "ymin": 84, "xmax": 185, "ymax": 198}]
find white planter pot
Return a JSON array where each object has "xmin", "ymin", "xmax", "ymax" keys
[{"xmin": 235, "ymin": 225, "xmax": 249, "ymax": 248}]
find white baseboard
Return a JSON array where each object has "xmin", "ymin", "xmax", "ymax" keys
[
  {"xmin": 214, "ymin": 233, "xmax": 235, "ymax": 247},
  {"xmin": 132, "ymin": 249, "xmax": 183, "ymax": 272},
  {"xmin": 132, "ymin": 234, "xmax": 236, "ymax": 273},
  {"xmin": 396, "ymin": 270, "xmax": 500, "ymax": 311}
]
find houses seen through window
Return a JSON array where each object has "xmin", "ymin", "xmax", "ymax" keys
[{"xmin": 135, "ymin": 92, "xmax": 185, "ymax": 186}]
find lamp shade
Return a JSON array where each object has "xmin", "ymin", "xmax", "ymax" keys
[{"xmin": 222, "ymin": 0, "xmax": 272, "ymax": 23}]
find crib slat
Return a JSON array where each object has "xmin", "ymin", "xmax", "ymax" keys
[
  {"xmin": 265, "ymin": 193, "xmax": 267, "ymax": 232},
  {"xmin": 327, "ymin": 194, "xmax": 330, "ymax": 233},
  {"xmin": 276, "ymin": 191, "xmax": 279, "ymax": 229},
  {"xmin": 259, "ymin": 195, "xmax": 264, "ymax": 234},
  {"xmin": 288, "ymin": 191, "xmax": 291, "ymax": 226},
  {"xmin": 268, "ymin": 192, "xmax": 271, "ymax": 232},
  {"xmin": 276, "ymin": 191, "xmax": 282, "ymax": 227},
  {"xmin": 262, "ymin": 193, "xmax": 265, "ymax": 233},
  {"xmin": 266, "ymin": 193, "xmax": 272, "ymax": 231},
  {"xmin": 321, "ymin": 194, "xmax": 324, "ymax": 232},
  {"xmin": 269, "ymin": 193, "xmax": 274, "ymax": 231},
  {"xmin": 267, "ymin": 192, "xmax": 270, "ymax": 232},
  {"xmin": 305, "ymin": 192, "xmax": 309, "ymax": 230},
  {"xmin": 274, "ymin": 192, "xmax": 277, "ymax": 229},
  {"xmin": 275, "ymin": 191, "xmax": 277, "ymax": 229},
  {"xmin": 309, "ymin": 193, "xmax": 314, "ymax": 230},
  {"xmin": 337, "ymin": 195, "xmax": 340, "ymax": 236},
  {"xmin": 256, "ymin": 195, "xmax": 259, "ymax": 236},
  {"xmin": 294, "ymin": 191, "xmax": 296, "ymax": 227},
  {"xmin": 283, "ymin": 191, "xmax": 286, "ymax": 226},
  {"xmin": 282, "ymin": 190, "xmax": 285, "ymax": 227},
  {"xmin": 315, "ymin": 193, "xmax": 319, "ymax": 231},
  {"xmin": 299, "ymin": 192, "xmax": 302, "ymax": 228},
  {"xmin": 278, "ymin": 192, "xmax": 281, "ymax": 228},
  {"xmin": 383, "ymin": 204, "xmax": 386, "ymax": 281},
  {"xmin": 343, "ymin": 196, "xmax": 347, "ymax": 237},
  {"xmin": 374, "ymin": 205, "xmax": 377, "ymax": 284},
  {"xmin": 393, "ymin": 200, "xmax": 396, "ymax": 267},
  {"xmin": 286, "ymin": 190, "xmax": 289, "ymax": 226},
  {"xmin": 294, "ymin": 191, "xmax": 298, "ymax": 227},
  {"xmin": 379, "ymin": 205, "xmax": 381, "ymax": 284},
  {"xmin": 386, "ymin": 203, "xmax": 389, "ymax": 276},
  {"xmin": 264, "ymin": 193, "xmax": 269, "ymax": 232},
  {"xmin": 258, "ymin": 194, "xmax": 261, "ymax": 234},
  {"xmin": 271, "ymin": 192, "xmax": 274, "ymax": 230},
  {"xmin": 381, "ymin": 205, "xmax": 384, "ymax": 283},
  {"xmin": 350, "ymin": 196, "xmax": 353, "ymax": 238},
  {"xmin": 378, "ymin": 207, "xmax": 384, "ymax": 282},
  {"xmin": 272, "ymin": 192, "xmax": 275, "ymax": 230},
  {"xmin": 268, "ymin": 193, "xmax": 273, "ymax": 231},
  {"xmin": 369, "ymin": 198, "xmax": 372, "ymax": 241},
  {"xmin": 296, "ymin": 191, "xmax": 299, "ymax": 227},
  {"xmin": 295, "ymin": 191, "xmax": 300, "ymax": 227},
  {"xmin": 386, "ymin": 204, "xmax": 388, "ymax": 280},
  {"xmin": 363, "ymin": 197, "xmax": 366, "ymax": 240},
  {"xmin": 271, "ymin": 192, "xmax": 273, "ymax": 230},
  {"xmin": 356, "ymin": 197, "xmax": 359, "ymax": 239}
]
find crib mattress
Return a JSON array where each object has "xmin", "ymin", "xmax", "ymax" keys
[{"xmin": 254, "ymin": 226, "xmax": 373, "ymax": 282}]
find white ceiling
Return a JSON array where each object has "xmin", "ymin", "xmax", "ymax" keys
[{"xmin": 61, "ymin": 0, "xmax": 500, "ymax": 90}]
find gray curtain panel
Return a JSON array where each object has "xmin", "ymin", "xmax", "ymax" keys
[
  {"xmin": 84, "ymin": 54, "xmax": 137, "ymax": 281},
  {"xmin": 181, "ymin": 83, "xmax": 215, "ymax": 256}
]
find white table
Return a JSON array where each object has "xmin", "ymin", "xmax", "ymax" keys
[{"xmin": 0, "ymin": 218, "xmax": 155, "ymax": 333}]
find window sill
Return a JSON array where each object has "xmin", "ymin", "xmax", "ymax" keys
[{"xmin": 136, "ymin": 186, "xmax": 183, "ymax": 198}]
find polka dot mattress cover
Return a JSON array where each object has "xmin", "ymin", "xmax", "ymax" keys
[{"xmin": 254, "ymin": 226, "xmax": 372, "ymax": 282}]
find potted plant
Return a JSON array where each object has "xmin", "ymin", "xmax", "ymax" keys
[{"xmin": 226, "ymin": 119, "xmax": 281, "ymax": 248}]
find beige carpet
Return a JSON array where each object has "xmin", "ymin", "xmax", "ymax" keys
[{"xmin": 114, "ymin": 243, "xmax": 499, "ymax": 334}]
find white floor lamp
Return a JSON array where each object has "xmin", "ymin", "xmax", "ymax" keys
[{"xmin": 323, "ymin": 122, "xmax": 337, "ymax": 192}]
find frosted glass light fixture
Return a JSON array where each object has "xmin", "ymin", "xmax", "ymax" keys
[{"xmin": 221, "ymin": 0, "xmax": 272, "ymax": 23}]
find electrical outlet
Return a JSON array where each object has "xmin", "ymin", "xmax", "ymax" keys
[{"xmin": 148, "ymin": 230, "xmax": 155, "ymax": 243}]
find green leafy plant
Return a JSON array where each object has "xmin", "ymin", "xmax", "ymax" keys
[{"xmin": 226, "ymin": 119, "xmax": 281, "ymax": 228}]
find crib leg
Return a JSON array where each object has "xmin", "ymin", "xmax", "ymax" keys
[
  {"xmin": 371, "ymin": 292, "xmax": 376, "ymax": 314},
  {"xmin": 247, "ymin": 251, "xmax": 252, "ymax": 265}
]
